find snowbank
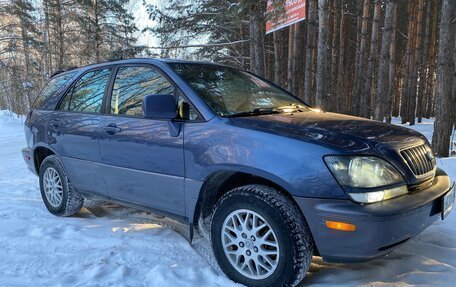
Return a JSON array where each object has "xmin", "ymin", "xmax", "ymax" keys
[{"xmin": 0, "ymin": 110, "xmax": 24, "ymax": 125}]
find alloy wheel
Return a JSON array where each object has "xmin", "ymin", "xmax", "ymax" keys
[
  {"xmin": 43, "ymin": 167, "xmax": 63, "ymax": 208},
  {"xmin": 221, "ymin": 209, "xmax": 280, "ymax": 280}
]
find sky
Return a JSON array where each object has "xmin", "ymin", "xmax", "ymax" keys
[
  {"xmin": 128, "ymin": 0, "xmax": 209, "ymax": 59},
  {"xmin": 129, "ymin": 0, "xmax": 158, "ymax": 48}
]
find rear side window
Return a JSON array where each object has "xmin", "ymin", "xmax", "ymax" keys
[
  {"xmin": 110, "ymin": 66, "xmax": 174, "ymax": 116},
  {"xmin": 32, "ymin": 72, "xmax": 76, "ymax": 110},
  {"xmin": 59, "ymin": 69, "xmax": 111, "ymax": 113}
]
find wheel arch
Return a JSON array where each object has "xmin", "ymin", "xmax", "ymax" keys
[
  {"xmin": 33, "ymin": 144, "xmax": 56, "ymax": 174},
  {"xmin": 192, "ymin": 170, "xmax": 305, "ymax": 230}
]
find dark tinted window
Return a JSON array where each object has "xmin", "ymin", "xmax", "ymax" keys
[
  {"xmin": 59, "ymin": 69, "xmax": 111, "ymax": 113},
  {"xmin": 32, "ymin": 72, "xmax": 76, "ymax": 109},
  {"xmin": 111, "ymin": 66, "xmax": 174, "ymax": 116}
]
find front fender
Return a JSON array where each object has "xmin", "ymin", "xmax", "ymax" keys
[{"xmin": 184, "ymin": 119, "xmax": 347, "ymax": 199}]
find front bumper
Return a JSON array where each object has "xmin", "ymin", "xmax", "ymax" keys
[{"xmin": 294, "ymin": 168, "xmax": 453, "ymax": 263}]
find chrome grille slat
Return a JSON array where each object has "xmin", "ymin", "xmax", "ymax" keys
[
  {"xmin": 402, "ymin": 150, "xmax": 415, "ymax": 173},
  {"xmin": 408, "ymin": 149, "xmax": 419, "ymax": 174},
  {"xmin": 406, "ymin": 149, "xmax": 420, "ymax": 174},
  {"xmin": 425, "ymin": 146, "xmax": 433, "ymax": 171},
  {"xmin": 417, "ymin": 145, "xmax": 429, "ymax": 173},
  {"xmin": 413, "ymin": 147, "xmax": 425, "ymax": 174},
  {"xmin": 400, "ymin": 144, "xmax": 435, "ymax": 176},
  {"xmin": 420, "ymin": 145, "xmax": 431, "ymax": 172}
]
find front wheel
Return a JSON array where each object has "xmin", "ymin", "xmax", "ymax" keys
[{"xmin": 211, "ymin": 185, "xmax": 313, "ymax": 287}]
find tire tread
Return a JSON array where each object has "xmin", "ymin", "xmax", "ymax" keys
[
  {"xmin": 40, "ymin": 155, "xmax": 83, "ymax": 217},
  {"xmin": 212, "ymin": 184, "xmax": 313, "ymax": 287}
]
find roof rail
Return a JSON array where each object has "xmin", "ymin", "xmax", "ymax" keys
[
  {"xmin": 107, "ymin": 56, "xmax": 124, "ymax": 62},
  {"xmin": 50, "ymin": 70, "xmax": 65, "ymax": 78}
]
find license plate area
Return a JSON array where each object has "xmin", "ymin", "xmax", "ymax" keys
[{"xmin": 442, "ymin": 184, "xmax": 455, "ymax": 220}]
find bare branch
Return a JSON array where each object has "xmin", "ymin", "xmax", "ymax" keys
[{"xmin": 146, "ymin": 39, "xmax": 250, "ymax": 50}]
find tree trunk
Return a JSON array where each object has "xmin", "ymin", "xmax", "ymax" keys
[
  {"xmin": 362, "ymin": 0, "xmax": 380, "ymax": 118},
  {"xmin": 240, "ymin": 24, "xmax": 248, "ymax": 70},
  {"xmin": 264, "ymin": 35, "xmax": 273, "ymax": 80},
  {"xmin": 337, "ymin": 1, "xmax": 346, "ymax": 113},
  {"xmin": 374, "ymin": 0, "xmax": 394, "ymax": 121},
  {"xmin": 392, "ymin": 65, "xmax": 402, "ymax": 117},
  {"xmin": 292, "ymin": 23, "xmax": 300, "ymax": 96},
  {"xmin": 385, "ymin": 0, "xmax": 397, "ymax": 123},
  {"xmin": 56, "ymin": 0, "xmax": 64, "ymax": 69},
  {"xmin": 401, "ymin": 1, "xmax": 417, "ymax": 124},
  {"xmin": 452, "ymin": 34, "xmax": 456, "ymax": 141},
  {"xmin": 249, "ymin": 3, "xmax": 265, "ymax": 77},
  {"xmin": 418, "ymin": 0, "xmax": 431, "ymax": 123},
  {"xmin": 353, "ymin": 0, "xmax": 369, "ymax": 115},
  {"xmin": 315, "ymin": 0, "xmax": 330, "ymax": 109},
  {"xmin": 408, "ymin": 0, "xmax": 425, "ymax": 126},
  {"xmin": 17, "ymin": 0, "xmax": 32, "ymax": 111},
  {"xmin": 432, "ymin": 0, "xmax": 455, "ymax": 157},
  {"xmin": 330, "ymin": 0, "xmax": 339, "ymax": 112},
  {"xmin": 273, "ymin": 31, "xmax": 282, "ymax": 85},
  {"xmin": 304, "ymin": 0, "xmax": 317, "ymax": 105},
  {"xmin": 425, "ymin": 0, "xmax": 438, "ymax": 119},
  {"xmin": 287, "ymin": 25, "xmax": 295, "ymax": 91},
  {"xmin": 43, "ymin": 0, "xmax": 53, "ymax": 75},
  {"xmin": 94, "ymin": 0, "xmax": 101, "ymax": 62}
]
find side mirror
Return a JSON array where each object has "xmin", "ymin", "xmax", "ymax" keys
[{"xmin": 142, "ymin": 94, "xmax": 177, "ymax": 119}]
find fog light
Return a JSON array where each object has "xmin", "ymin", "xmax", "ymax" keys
[{"xmin": 325, "ymin": 221, "xmax": 356, "ymax": 232}]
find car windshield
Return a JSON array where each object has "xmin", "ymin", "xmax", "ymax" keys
[{"xmin": 169, "ymin": 63, "xmax": 308, "ymax": 117}]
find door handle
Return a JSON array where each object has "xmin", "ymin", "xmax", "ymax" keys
[
  {"xmin": 103, "ymin": 123, "xmax": 121, "ymax": 135},
  {"xmin": 49, "ymin": 119, "xmax": 62, "ymax": 128}
]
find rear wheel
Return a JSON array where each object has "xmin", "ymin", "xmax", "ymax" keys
[
  {"xmin": 39, "ymin": 155, "xmax": 83, "ymax": 216},
  {"xmin": 211, "ymin": 185, "xmax": 313, "ymax": 287}
]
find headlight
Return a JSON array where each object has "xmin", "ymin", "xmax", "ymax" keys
[{"xmin": 324, "ymin": 156, "xmax": 408, "ymax": 203}]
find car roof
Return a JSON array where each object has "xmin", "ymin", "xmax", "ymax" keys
[{"xmin": 50, "ymin": 58, "xmax": 226, "ymax": 79}]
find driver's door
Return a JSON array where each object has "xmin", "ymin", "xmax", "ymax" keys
[{"xmin": 99, "ymin": 65, "xmax": 185, "ymax": 216}]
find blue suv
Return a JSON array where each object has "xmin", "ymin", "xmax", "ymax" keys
[{"xmin": 22, "ymin": 59, "xmax": 455, "ymax": 287}]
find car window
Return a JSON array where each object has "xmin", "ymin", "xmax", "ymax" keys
[
  {"xmin": 59, "ymin": 69, "xmax": 111, "ymax": 113},
  {"xmin": 169, "ymin": 63, "xmax": 307, "ymax": 117},
  {"xmin": 32, "ymin": 72, "xmax": 76, "ymax": 110},
  {"xmin": 111, "ymin": 66, "xmax": 174, "ymax": 116}
]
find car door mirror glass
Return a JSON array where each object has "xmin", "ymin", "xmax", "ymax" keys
[{"xmin": 142, "ymin": 94, "xmax": 177, "ymax": 119}]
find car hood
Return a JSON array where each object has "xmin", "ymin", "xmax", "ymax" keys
[{"xmin": 227, "ymin": 110, "xmax": 428, "ymax": 153}]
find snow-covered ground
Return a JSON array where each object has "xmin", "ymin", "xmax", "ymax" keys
[{"xmin": 0, "ymin": 111, "xmax": 454, "ymax": 287}]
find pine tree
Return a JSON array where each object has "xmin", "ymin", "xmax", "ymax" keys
[
  {"xmin": 353, "ymin": 0, "xmax": 369, "ymax": 116},
  {"xmin": 432, "ymin": 0, "xmax": 455, "ymax": 156},
  {"xmin": 374, "ymin": 0, "xmax": 394, "ymax": 121},
  {"xmin": 11, "ymin": 0, "xmax": 40, "ymax": 112},
  {"xmin": 315, "ymin": 0, "xmax": 329, "ymax": 109}
]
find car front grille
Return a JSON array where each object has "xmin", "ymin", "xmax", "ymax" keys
[{"xmin": 400, "ymin": 144, "xmax": 436, "ymax": 176}]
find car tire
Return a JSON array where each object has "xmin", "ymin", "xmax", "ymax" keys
[
  {"xmin": 39, "ymin": 155, "xmax": 83, "ymax": 216},
  {"xmin": 211, "ymin": 184, "xmax": 313, "ymax": 287}
]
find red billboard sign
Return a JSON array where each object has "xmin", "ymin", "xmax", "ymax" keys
[{"xmin": 266, "ymin": 0, "xmax": 306, "ymax": 34}]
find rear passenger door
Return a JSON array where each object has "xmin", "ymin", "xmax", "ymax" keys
[
  {"xmin": 52, "ymin": 68, "xmax": 112, "ymax": 197},
  {"xmin": 99, "ymin": 65, "xmax": 185, "ymax": 216}
]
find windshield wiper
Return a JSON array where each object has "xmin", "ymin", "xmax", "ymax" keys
[{"xmin": 223, "ymin": 108, "xmax": 282, "ymax": 118}]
